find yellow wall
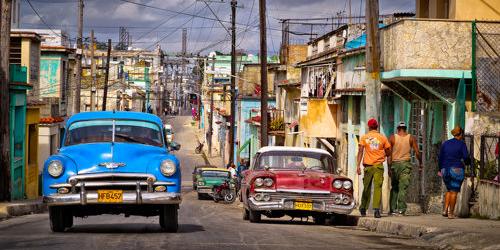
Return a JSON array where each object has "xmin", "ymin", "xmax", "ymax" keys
[
  {"xmin": 451, "ymin": 0, "xmax": 500, "ymax": 20},
  {"xmin": 300, "ymin": 99, "xmax": 338, "ymax": 138},
  {"xmin": 416, "ymin": 0, "xmax": 500, "ymax": 20},
  {"xmin": 25, "ymin": 107, "xmax": 40, "ymax": 199}
]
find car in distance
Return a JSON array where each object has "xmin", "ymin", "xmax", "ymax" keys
[
  {"xmin": 193, "ymin": 167, "xmax": 232, "ymax": 199},
  {"xmin": 42, "ymin": 111, "xmax": 182, "ymax": 232},
  {"xmin": 240, "ymin": 146, "xmax": 355, "ymax": 224}
]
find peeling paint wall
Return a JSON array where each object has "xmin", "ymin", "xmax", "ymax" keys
[
  {"xmin": 238, "ymin": 64, "xmax": 275, "ymax": 96},
  {"xmin": 300, "ymin": 99, "xmax": 338, "ymax": 138},
  {"xmin": 39, "ymin": 55, "xmax": 61, "ymax": 98},
  {"xmin": 381, "ymin": 19, "xmax": 472, "ymax": 71}
]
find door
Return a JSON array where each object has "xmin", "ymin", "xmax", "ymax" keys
[{"xmin": 10, "ymin": 92, "xmax": 26, "ymax": 200}]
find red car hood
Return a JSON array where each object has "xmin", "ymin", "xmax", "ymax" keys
[{"xmin": 272, "ymin": 170, "xmax": 333, "ymax": 192}]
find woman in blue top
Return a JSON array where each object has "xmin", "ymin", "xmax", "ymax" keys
[{"xmin": 438, "ymin": 126, "xmax": 471, "ymax": 219}]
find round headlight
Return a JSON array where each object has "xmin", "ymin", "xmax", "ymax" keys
[
  {"xmin": 342, "ymin": 180, "xmax": 352, "ymax": 190},
  {"xmin": 48, "ymin": 160, "xmax": 64, "ymax": 178},
  {"xmin": 160, "ymin": 160, "xmax": 176, "ymax": 176},
  {"xmin": 333, "ymin": 180, "xmax": 342, "ymax": 189},
  {"xmin": 254, "ymin": 178, "xmax": 264, "ymax": 187},
  {"xmin": 263, "ymin": 178, "xmax": 274, "ymax": 187}
]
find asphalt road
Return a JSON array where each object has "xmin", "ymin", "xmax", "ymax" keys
[{"xmin": 0, "ymin": 116, "xmax": 435, "ymax": 250}]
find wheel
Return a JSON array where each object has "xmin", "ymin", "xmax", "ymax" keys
[
  {"xmin": 159, "ymin": 205, "xmax": 178, "ymax": 233},
  {"xmin": 63, "ymin": 209, "xmax": 73, "ymax": 228},
  {"xmin": 248, "ymin": 209, "xmax": 261, "ymax": 223},
  {"xmin": 223, "ymin": 191, "xmax": 236, "ymax": 203},
  {"xmin": 313, "ymin": 215, "xmax": 326, "ymax": 225},
  {"xmin": 49, "ymin": 206, "xmax": 66, "ymax": 232},
  {"xmin": 242, "ymin": 208, "xmax": 249, "ymax": 220},
  {"xmin": 197, "ymin": 193, "xmax": 204, "ymax": 200}
]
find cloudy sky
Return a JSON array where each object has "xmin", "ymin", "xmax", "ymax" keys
[{"xmin": 19, "ymin": 0, "xmax": 414, "ymax": 55}]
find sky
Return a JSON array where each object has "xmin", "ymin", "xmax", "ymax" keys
[{"xmin": 19, "ymin": 0, "xmax": 415, "ymax": 55}]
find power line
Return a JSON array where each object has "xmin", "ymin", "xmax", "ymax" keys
[{"xmin": 24, "ymin": 0, "xmax": 65, "ymax": 38}]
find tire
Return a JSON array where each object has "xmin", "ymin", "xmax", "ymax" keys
[
  {"xmin": 49, "ymin": 206, "xmax": 66, "ymax": 232},
  {"xmin": 248, "ymin": 209, "xmax": 261, "ymax": 223},
  {"xmin": 223, "ymin": 191, "xmax": 236, "ymax": 203},
  {"xmin": 159, "ymin": 205, "xmax": 178, "ymax": 233},
  {"xmin": 63, "ymin": 209, "xmax": 73, "ymax": 228},
  {"xmin": 313, "ymin": 215, "xmax": 326, "ymax": 225},
  {"xmin": 197, "ymin": 193, "xmax": 204, "ymax": 200},
  {"xmin": 242, "ymin": 208, "xmax": 249, "ymax": 220}
]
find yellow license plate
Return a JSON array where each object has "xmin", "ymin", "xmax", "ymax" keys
[
  {"xmin": 97, "ymin": 190, "xmax": 123, "ymax": 203},
  {"xmin": 294, "ymin": 201, "xmax": 313, "ymax": 210}
]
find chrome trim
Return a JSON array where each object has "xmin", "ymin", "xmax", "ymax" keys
[
  {"xmin": 98, "ymin": 162, "xmax": 126, "ymax": 169},
  {"xmin": 68, "ymin": 173, "xmax": 156, "ymax": 182},
  {"xmin": 50, "ymin": 181, "xmax": 176, "ymax": 189},
  {"xmin": 247, "ymin": 197, "xmax": 355, "ymax": 214},
  {"xmin": 254, "ymin": 188, "xmax": 277, "ymax": 193},
  {"xmin": 43, "ymin": 192, "xmax": 182, "ymax": 205},
  {"xmin": 275, "ymin": 188, "xmax": 331, "ymax": 194}
]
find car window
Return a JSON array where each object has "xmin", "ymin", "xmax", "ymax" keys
[
  {"xmin": 256, "ymin": 151, "xmax": 332, "ymax": 172},
  {"xmin": 201, "ymin": 171, "xmax": 230, "ymax": 178},
  {"xmin": 66, "ymin": 119, "xmax": 163, "ymax": 147}
]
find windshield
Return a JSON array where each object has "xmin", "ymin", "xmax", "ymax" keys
[
  {"xmin": 256, "ymin": 151, "xmax": 332, "ymax": 172},
  {"xmin": 201, "ymin": 170, "xmax": 230, "ymax": 178},
  {"xmin": 65, "ymin": 120, "xmax": 163, "ymax": 147}
]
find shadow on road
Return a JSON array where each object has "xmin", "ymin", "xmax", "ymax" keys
[{"xmin": 65, "ymin": 223, "xmax": 205, "ymax": 234}]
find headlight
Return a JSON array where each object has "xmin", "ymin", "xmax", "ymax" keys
[
  {"xmin": 254, "ymin": 178, "xmax": 264, "ymax": 187},
  {"xmin": 198, "ymin": 181, "xmax": 204, "ymax": 186},
  {"xmin": 333, "ymin": 180, "xmax": 342, "ymax": 189},
  {"xmin": 263, "ymin": 178, "xmax": 274, "ymax": 187},
  {"xmin": 160, "ymin": 160, "xmax": 176, "ymax": 176},
  {"xmin": 342, "ymin": 180, "xmax": 352, "ymax": 190},
  {"xmin": 47, "ymin": 160, "xmax": 64, "ymax": 178}
]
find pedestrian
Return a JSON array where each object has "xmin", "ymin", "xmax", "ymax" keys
[
  {"xmin": 228, "ymin": 163, "xmax": 237, "ymax": 179},
  {"xmin": 388, "ymin": 122, "xmax": 422, "ymax": 216},
  {"xmin": 357, "ymin": 118, "xmax": 392, "ymax": 218},
  {"xmin": 438, "ymin": 126, "xmax": 471, "ymax": 219}
]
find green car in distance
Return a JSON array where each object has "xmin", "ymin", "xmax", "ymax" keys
[{"xmin": 193, "ymin": 168, "xmax": 232, "ymax": 200}]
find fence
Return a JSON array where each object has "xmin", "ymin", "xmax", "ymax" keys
[
  {"xmin": 472, "ymin": 21, "xmax": 500, "ymax": 113},
  {"xmin": 479, "ymin": 135, "xmax": 499, "ymax": 181}
]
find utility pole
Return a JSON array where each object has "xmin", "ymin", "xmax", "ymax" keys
[
  {"xmin": 208, "ymin": 56, "xmax": 215, "ymax": 157},
  {"xmin": 228, "ymin": 0, "xmax": 237, "ymax": 165},
  {"xmin": 364, "ymin": 0, "xmax": 381, "ymax": 122},
  {"xmin": 259, "ymin": 0, "xmax": 268, "ymax": 147},
  {"xmin": 0, "ymin": 0, "xmax": 13, "ymax": 201},
  {"xmin": 102, "ymin": 39, "xmax": 111, "ymax": 111},
  {"xmin": 348, "ymin": 0, "xmax": 352, "ymax": 25},
  {"xmin": 74, "ymin": 0, "xmax": 83, "ymax": 113},
  {"xmin": 90, "ymin": 29, "xmax": 96, "ymax": 111}
]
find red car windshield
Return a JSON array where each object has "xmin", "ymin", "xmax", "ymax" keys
[{"xmin": 255, "ymin": 151, "xmax": 332, "ymax": 172}]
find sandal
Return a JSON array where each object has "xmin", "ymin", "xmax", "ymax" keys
[
  {"xmin": 448, "ymin": 213, "xmax": 455, "ymax": 219},
  {"xmin": 442, "ymin": 210, "xmax": 448, "ymax": 217}
]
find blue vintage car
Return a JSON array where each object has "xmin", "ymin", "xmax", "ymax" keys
[{"xmin": 42, "ymin": 111, "xmax": 182, "ymax": 232}]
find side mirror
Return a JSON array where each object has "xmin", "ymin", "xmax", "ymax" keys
[{"xmin": 169, "ymin": 142, "xmax": 181, "ymax": 151}]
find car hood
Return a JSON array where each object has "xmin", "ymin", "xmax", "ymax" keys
[
  {"xmin": 272, "ymin": 170, "xmax": 333, "ymax": 191},
  {"xmin": 201, "ymin": 177, "xmax": 227, "ymax": 186},
  {"xmin": 59, "ymin": 143, "xmax": 167, "ymax": 174}
]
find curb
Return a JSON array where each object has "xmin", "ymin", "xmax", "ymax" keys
[
  {"xmin": 351, "ymin": 216, "xmax": 496, "ymax": 250},
  {"xmin": 0, "ymin": 201, "xmax": 47, "ymax": 220}
]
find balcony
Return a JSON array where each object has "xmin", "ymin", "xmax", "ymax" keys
[{"xmin": 381, "ymin": 19, "xmax": 472, "ymax": 73}]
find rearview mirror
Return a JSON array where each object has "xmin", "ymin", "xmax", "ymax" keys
[{"xmin": 170, "ymin": 142, "xmax": 181, "ymax": 151}]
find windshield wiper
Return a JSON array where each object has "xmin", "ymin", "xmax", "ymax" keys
[{"xmin": 114, "ymin": 133, "xmax": 144, "ymax": 144}]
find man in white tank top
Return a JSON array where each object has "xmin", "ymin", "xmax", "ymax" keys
[{"xmin": 388, "ymin": 122, "xmax": 422, "ymax": 215}]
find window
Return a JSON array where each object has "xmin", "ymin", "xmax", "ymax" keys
[
  {"xmin": 352, "ymin": 96, "xmax": 361, "ymax": 125},
  {"xmin": 324, "ymin": 37, "xmax": 330, "ymax": 51},
  {"xmin": 256, "ymin": 151, "xmax": 332, "ymax": 173},
  {"xmin": 341, "ymin": 96, "xmax": 348, "ymax": 123},
  {"xmin": 312, "ymin": 43, "xmax": 318, "ymax": 55}
]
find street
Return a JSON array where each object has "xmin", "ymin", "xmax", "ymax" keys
[{"xmin": 0, "ymin": 116, "xmax": 433, "ymax": 250}]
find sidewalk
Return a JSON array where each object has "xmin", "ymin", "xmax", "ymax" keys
[
  {"xmin": 193, "ymin": 125, "xmax": 224, "ymax": 168},
  {"xmin": 351, "ymin": 213, "xmax": 500, "ymax": 249},
  {"xmin": 0, "ymin": 198, "xmax": 46, "ymax": 220}
]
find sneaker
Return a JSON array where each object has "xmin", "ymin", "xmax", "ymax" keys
[
  {"xmin": 360, "ymin": 208, "xmax": 367, "ymax": 217},
  {"xmin": 389, "ymin": 212, "xmax": 397, "ymax": 216},
  {"xmin": 397, "ymin": 211, "xmax": 405, "ymax": 216},
  {"xmin": 374, "ymin": 209, "xmax": 381, "ymax": 218}
]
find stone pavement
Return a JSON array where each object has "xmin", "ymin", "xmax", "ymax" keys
[{"xmin": 193, "ymin": 123, "xmax": 224, "ymax": 168}]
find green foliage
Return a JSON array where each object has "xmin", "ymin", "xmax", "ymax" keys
[{"xmin": 269, "ymin": 117, "xmax": 285, "ymax": 131}]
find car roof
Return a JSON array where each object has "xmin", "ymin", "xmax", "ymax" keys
[
  {"xmin": 66, "ymin": 111, "xmax": 163, "ymax": 127},
  {"xmin": 199, "ymin": 167, "xmax": 230, "ymax": 172},
  {"xmin": 257, "ymin": 146, "xmax": 331, "ymax": 155}
]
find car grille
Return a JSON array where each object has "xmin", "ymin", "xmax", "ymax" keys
[{"xmin": 268, "ymin": 192, "xmax": 336, "ymax": 201}]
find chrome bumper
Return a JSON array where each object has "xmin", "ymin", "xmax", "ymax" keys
[
  {"xmin": 196, "ymin": 186, "xmax": 213, "ymax": 194},
  {"xmin": 247, "ymin": 198, "xmax": 356, "ymax": 215},
  {"xmin": 44, "ymin": 191, "xmax": 182, "ymax": 206}
]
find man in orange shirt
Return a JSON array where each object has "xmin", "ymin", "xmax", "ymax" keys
[{"xmin": 357, "ymin": 118, "xmax": 391, "ymax": 218}]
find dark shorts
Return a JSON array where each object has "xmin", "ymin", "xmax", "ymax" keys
[{"xmin": 441, "ymin": 167, "xmax": 465, "ymax": 192}]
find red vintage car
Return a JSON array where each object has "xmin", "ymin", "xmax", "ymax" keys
[{"xmin": 241, "ymin": 146, "xmax": 355, "ymax": 224}]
